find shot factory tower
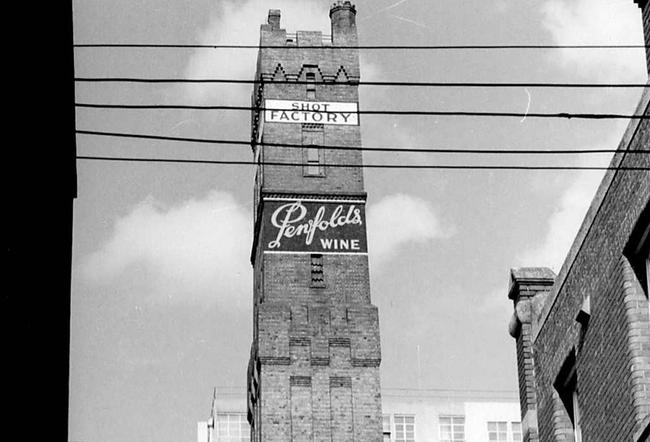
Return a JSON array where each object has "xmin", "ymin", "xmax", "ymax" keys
[{"xmin": 246, "ymin": 3, "xmax": 383, "ymax": 441}]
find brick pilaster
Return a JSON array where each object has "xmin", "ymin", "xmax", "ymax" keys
[
  {"xmin": 622, "ymin": 256, "xmax": 650, "ymax": 434},
  {"xmin": 508, "ymin": 268, "xmax": 556, "ymax": 442}
]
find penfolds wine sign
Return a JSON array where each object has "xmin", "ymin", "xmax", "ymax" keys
[{"xmin": 262, "ymin": 199, "xmax": 367, "ymax": 253}]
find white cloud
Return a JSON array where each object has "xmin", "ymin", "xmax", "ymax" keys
[
  {"xmin": 517, "ymin": 170, "xmax": 604, "ymax": 271},
  {"xmin": 82, "ymin": 191, "xmax": 450, "ymax": 301},
  {"xmin": 519, "ymin": 118, "xmax": 631, "ymax": 271},
  {"xmin": 367, "ymin": 193, "xmax": 452, "ymax": 265},
  {"xmin": 81, "ymin": 190, "xmax": 252, "ymax": 305},
  {"xmin": 182, "ymin": 0, "xmax": 330, "ymax": 104},
  {"xmin": 541, "ymin": 0, "xmax": 647, "ymax": 82}
]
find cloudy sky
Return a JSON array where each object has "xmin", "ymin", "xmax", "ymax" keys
[{"xmin": 71, "ymin": 0, "xmax": 647, "ymax": 441}]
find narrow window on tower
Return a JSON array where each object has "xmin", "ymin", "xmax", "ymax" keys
[
  {"xmin": 302, "ymin": 123, "xmax": 325, "ymax": 177},
  {"xmin": 306, "ymin": 147, "xmax": 320, "ymax": 176},
  {"xmin": 306, "ymin": 71, "xmax": 316, "ymax": 100},
  {"xmin": 310, "ymin": 254, "xmax": 325, "ymax": 288}
]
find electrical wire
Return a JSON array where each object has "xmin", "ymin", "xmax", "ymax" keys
[
  {"xmin": 74, "ymin": 77, "xmax": 649, "ymax": 88},
  {"xmin": 73, "ymin": 43, "xmax": 650, "ymax": 50},
  {"xmin": 75, "ymin": 155, "xmax": 650, "ymax": 170},
  {"xmin": 75, "ymin": 103, "xmax": 649, "ymax": 120},
  {"xmin": 75, "ymin": 129, "xmax": 650, "ymax": 155}
]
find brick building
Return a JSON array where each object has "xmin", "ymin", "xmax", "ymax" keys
[
  {"xmin": 245, "ymin": 3, "xmax": 383, "ymax": 440},
  {"xmin": 507, "ymin": 2, "xmax": 650, "ymax": 441}
]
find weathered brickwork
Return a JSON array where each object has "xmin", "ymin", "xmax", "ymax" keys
[
  {"xmin": 509, "ymin": 5, "xmax": 650, "ymax": 437},
  {"xmin": 508, "ymin": 269, "xmax": 555, "ymax": 442},
  {"xmin": 508, "ymin": 78, "xmax": 650, "ymax": 441},
  {"xmin": 247, "ymin": 3, "xmax": 382, "ymax": 441}
]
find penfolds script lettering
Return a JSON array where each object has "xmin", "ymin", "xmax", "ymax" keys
[{"xmin": 268, "ymin": 201, "xmax": 363, "ymax": 249}]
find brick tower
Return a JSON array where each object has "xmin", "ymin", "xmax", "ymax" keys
[{"xmin": 246, "ymin": 3, "xmax": 383, "ymax": 441}]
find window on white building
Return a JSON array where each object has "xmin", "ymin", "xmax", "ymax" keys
[
  {"xmin": 216, "ymin": 413, "xmax": 250, "ymax": 442},
  {"xmin": 382, "ymin": 414, "xmax": 392, "ymax": 442},
  {"xmin": 394, "ymin": 414, "xmax": 415, "ymax": 442},
  {"xmin": 487, "ymin": 421, "xmax": 508, "ymax": 441},
  {"xmin": 439, "ymin": 415, "xmax": 465, "ymax": 442},
  {"xmin": 487, "ymin": 421, "xmax": 522, "ymax": 442},
  {"xmin": 511, "ymin": 422, "xmax": 522, "ymax": 442}
]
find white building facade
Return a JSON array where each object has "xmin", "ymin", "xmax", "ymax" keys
[
  {"xmin": 381, "ymin": 389, "xmax": 521, "ymax": 442},
  {"xmin": 198, "ymin": 388, "xmax": 521, "ymax": 442}
]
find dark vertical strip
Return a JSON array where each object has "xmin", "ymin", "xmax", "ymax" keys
[{"xmin": 6, "ymin": 1, "xmax": 76, "ymax": 441}]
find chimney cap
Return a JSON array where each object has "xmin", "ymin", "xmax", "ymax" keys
[
  {"xmin": 508, "ymin": 267, "xmax": 556, "ymax": 300},
  {"xmin": 267, "ymin": 9, "xmax": 281, "ymax": 29},
  {"xmin": 330, "ymin": 1, "xmax": 356, "ymax": 15}
]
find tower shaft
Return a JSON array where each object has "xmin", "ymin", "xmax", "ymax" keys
[{"xmin": 247, "ymin": 3, "xmax": 382, "ymax": 441}]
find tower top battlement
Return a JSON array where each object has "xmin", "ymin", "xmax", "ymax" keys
[
  {"xmin": 261, "ymin": 3, "xmax": 358, "ymax": 46},
  {"xmin": 330, "ymin": 1, "xmax": 356, "ymax": 17}
]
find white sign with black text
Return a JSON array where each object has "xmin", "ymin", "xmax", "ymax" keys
[{"xmin": 264, "ymin": 99, "xmax": 359, "ymax": 125}]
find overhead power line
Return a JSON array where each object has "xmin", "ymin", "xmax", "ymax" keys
[
  {"xmin": 73, "ymin": 43, "xmax": 650, "ymax": 50},
  {"xmin": 75, "ymin": 129, "xmax": 650, "ymax": 155},
  {"xmin": 74, "ymin": 77, "xmax": 648, "ymax": 88},
  {"xmin": 75, "ymin": 103, "xmax": 648, "ymax": 120},
  {"xmin": 76, "ymin": 155, "xmax": 650, "ymax": 171}
]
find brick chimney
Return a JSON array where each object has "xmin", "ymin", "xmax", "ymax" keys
[
  {"xmin": 267, "ymin": 9, "xmax": 281, "ymax": 31},
  {"xmin": 330, "ymin": 1, "xmax": 358, "ymax": 45},
  {"xmin": 508, "ymin": 268, "xmax": 556, "ymax": 442}
]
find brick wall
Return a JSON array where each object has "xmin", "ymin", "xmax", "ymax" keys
[
  {"xmin": 252, "ymin": 3, "xmax": 363, "ymax": 197},
  {"xmin": 247, "ymin": 3, "xmax": 383, "ymax": 441},
  {"xmin": 524, "ymin": 94, "xmax": 649, "ymax": 441},
  {"xmin": 523, "ymin": 3, "xmax": 650, "ymax": 433}
]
